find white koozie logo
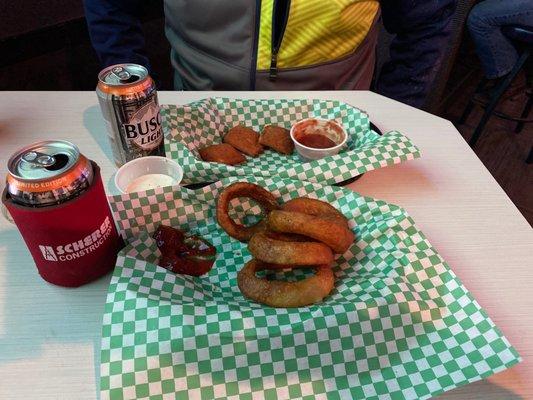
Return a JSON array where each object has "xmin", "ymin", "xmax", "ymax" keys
[
  {"xmin": 38, "ymin": 217, "xmax": 113, "ymax": 262},
  {"xmin": 39, "ymin": 246, "xmax": 58, "ymax": 261}
]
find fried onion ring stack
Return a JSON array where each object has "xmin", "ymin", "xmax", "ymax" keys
[{"xmin": 216, "ymin": 182, "xmax": 354, "ymax": 308}]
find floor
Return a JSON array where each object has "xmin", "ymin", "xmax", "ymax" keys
[{"xmin": 442, "ymin": 68, "xmax": 533, "ymax": 227}]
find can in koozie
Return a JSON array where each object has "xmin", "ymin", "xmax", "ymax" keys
[{"xmin": 2, "ymin": 140, "xmax": 123, "ymax": 287}]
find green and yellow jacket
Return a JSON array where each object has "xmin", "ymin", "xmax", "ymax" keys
[
  {"xmin": 164, "ymin": 0, "xmax": 380, "ymax": 90},
  {"xmin": 85, "ymin": 0, "xmax": 380, "ymax": 90}
]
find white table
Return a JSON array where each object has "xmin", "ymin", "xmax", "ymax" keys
[{"xmin": 0, "ymin": 91, "xmax": 531, "ymax": 399}]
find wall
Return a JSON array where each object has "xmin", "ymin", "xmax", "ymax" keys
[{"xmin": 0, "ymin": 0, "xmax": 173, "ymax": 90}]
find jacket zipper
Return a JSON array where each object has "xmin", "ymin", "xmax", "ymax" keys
[
  {"xmin": 270, "ymin": 0, "xmax": 291, "ymax": 81},
  {"xmin": 250, "ymin": 0, "xmax": 262, "ymax": 89}
]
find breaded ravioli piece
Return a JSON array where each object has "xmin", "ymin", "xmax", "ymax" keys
[
  {"xmin": 259, "ymin": 125, "xmax": 294, "ymax": 155},
  {"xmin": 223, "ymin": 125, "xmax": 263, "ymax": 157},
  {"xmin": 199, "ymin": 143, "xmax": 246, "ymax": 165}
]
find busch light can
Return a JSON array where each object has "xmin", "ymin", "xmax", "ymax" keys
[{"xmin": 96, "ymin": 63, "xmax": 164, "ymax": 166}]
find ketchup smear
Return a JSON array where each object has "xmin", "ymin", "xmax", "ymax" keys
[
  {"xmin": 153, "ymin": 225, "xmax": 216, "ymax": 276},
  {"xmin": 297, "ymin": 134, "xmax": 337, "ymax": 149}
]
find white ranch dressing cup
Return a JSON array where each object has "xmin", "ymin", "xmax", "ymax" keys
[{"xmin": 114, "ymin": 156, "xmax": 183, "ymax": 194}]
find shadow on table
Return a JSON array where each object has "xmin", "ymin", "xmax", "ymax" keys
[
  {"xmin": 83, "ymin": 105, "xmax": 122, "ymax": 196},
  {"xmin": 83, "ymin": 105, "xmax": 114, "ymax": 165},
  {"xmin": 0, "ymin": 226, "xmax": 109, "ymax": 388},
  {"xmin": 437, "ymin": 377, "xmax": 523, "ymax": 399}
]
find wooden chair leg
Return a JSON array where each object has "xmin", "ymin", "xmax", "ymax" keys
[{"xmin": 469, "ymin": 51, "xmax": 530, "ymax": 147}]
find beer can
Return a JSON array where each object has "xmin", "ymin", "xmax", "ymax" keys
[
  {"xmin": 6, "ymin": 140, "xmax": 93, "ymax": 207},
  {"xmin": 2, "ymin": 141, "xmax": 123, "ymax": 287},
  {"xmin": 96, "ymin": 63, "xmax": 164, "ymax": 166}
]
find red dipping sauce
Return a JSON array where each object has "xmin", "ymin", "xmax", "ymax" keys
[
  {"xmin": 291, "ymin": 118, "xmax": 345, "ymax": 151},
  {"xmin": 298, "ymin": 134, "xmax": 337, "ymax": 149},
  {"xmin": 153, "ymin": 224, "xmax": 216, "ymax": 276}
]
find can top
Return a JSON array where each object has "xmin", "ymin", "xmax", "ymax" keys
[
  {"xmin": 98, "ymin": 63, "xmax": 149, "ymax": 86},
  {"xmin": 8, "ymin": 140, "xmax": 81, "ymax": 182}
]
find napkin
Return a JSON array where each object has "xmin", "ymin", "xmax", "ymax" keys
[{"xmin": 101, "ymin": 176, "xmax": 519, "ymax": 400}]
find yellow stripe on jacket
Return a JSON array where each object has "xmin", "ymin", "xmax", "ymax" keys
[{"xmin": 257, "ymin": 0, "xmax": 380, "ymax": 70}]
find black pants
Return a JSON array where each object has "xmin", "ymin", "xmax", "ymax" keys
[{"xmin": 376, "ymin": 0, "xmax": 457, "ymax": 109}]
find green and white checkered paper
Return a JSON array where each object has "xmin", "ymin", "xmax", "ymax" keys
[
  {"xmin": 161, "ymin": 98, "xmax": 420, "ymax": 186},
  {"xmin": 101, "ymin": 176, "xmax": 519, "ymax": 399}
]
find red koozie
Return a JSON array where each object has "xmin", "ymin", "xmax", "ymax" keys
[{"xmin": 2, "ymin": 164, "xmax": 123, "ymax": 287}]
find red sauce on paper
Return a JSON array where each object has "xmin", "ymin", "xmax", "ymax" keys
[
  {"xmin": 298, "ymin": 134, "xmax": 337, "ymax": 149},
  {"xmin": 153, "ymin": 225, "xmax": 216, "ymax": 276}
]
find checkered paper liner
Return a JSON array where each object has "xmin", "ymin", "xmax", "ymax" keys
[
  {"xmin": 102, "ymin": 176, "xmax": 520, "ymax": 400},
  {"xmin": 160, "ymin": 98, "xmax": 420, "ymax": 186}
]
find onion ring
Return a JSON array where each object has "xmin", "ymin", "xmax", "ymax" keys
[
  {"xmin": 249, "ymin": 232, "xmax": 333, "ymax": 265},
  {"xmin": 216, "ymin": 182, "xmax": 280, "ymax": 242},
  {"xmin": 237, "ymin": 259, "xmax": 334, "ymax": 307},
  {"xmin": 267, "ymin": 210, "xmax": 354, "ymax": 254},
  {"xmin": 281, "ymin": 197, "xmax": 349, "ymax": 228},
  {"xmin": 263, "ymin": 230, "xmax": 311, "ymax": 243}
]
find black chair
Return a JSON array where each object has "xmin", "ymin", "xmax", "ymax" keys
[{"xmin": 459, "ymin": 25, "xmax": 533, "ymax": 150}]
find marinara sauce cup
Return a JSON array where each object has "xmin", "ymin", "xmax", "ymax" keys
[{"xmin": 290, "ymin": 118, "xmax": 347, "ymax": 161}]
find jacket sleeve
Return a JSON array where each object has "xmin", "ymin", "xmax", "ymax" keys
[
  {"xmin": 376, "ymin": 0, "xmax": 457, "ymax": 109},
  {"xmin": 83, "ymin": 0, "xmax": 152, "ymax": 72}
]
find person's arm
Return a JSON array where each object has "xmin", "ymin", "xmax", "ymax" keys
[
  {"xmin": 83, "ymin": 0, "xmax": 152, "ymax": 72},
  {"xmin": 376, "ymin": 0, "xmax": 456, "ymax": 109}
]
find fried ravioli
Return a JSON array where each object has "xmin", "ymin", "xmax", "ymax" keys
[
  {"xmin": 199, "ymin": 143, "xmax": 246, "ymax": 165},
  {"xmin": 223, "ymin": 125, "xmax": 263, "ymax": 157},
  {"xmin": 259, "ymin": 125, "xmax": 294, "ymax": 155}
]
